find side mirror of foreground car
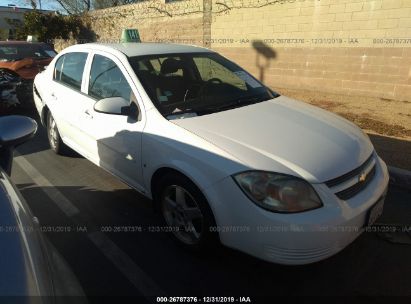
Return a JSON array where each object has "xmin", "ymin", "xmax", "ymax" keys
[
  {"xmin": 94, "ymin": 96, "xmax": 139, "ymax": 120},
  {"xmin": 94, "ymin": 96, "xmax": 130, "ymax": 115},
  {"xmin": 0, "ymin": 115, "xmax": 37, "ymax": 175}
]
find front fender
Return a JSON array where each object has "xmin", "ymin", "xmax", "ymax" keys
[{"xmin": 141, "ymin": 133, "xmax": 248, "ymax": 199}]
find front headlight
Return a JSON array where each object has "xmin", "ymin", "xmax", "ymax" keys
[{"xmin": 233, "ymin": 171, "xmax": 323, "ymax": 213}]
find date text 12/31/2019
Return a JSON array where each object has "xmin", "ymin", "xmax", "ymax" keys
[{"xmin": 156, "ymin": 297, "xmax": 252, "ymax": 303}]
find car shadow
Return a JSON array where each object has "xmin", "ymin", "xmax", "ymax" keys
[
  {"xmin": 368, "ymin": 133, "xmax": 411, "ymax": 172},
  {"xmin": 4, "ymin": 104, "xmax": 83, "ymax": 158},
  {"xmin": 16, "ymin": 183, "xmax": 411, "ymax": 298}
]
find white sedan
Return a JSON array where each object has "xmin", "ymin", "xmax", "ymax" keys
[{"xmin": 33, "ymin": 43, "xmax": 389, "ymax": 265}]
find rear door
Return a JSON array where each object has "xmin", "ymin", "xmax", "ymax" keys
[{"xmin": 49, "ymin": 51, "xmax": 90, "ymax": 154}]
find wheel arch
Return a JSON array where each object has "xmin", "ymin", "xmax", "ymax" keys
[
  {"xmin": 150, "ymin": 167, "xmax": 200, "ymax": 202},
  {"xmin": 149, "ymin": 166, "xmax": 219, "ymax": 226},
  {"xmin": 41, "ymin": 105, "xmax": 50, "ymax": 127}
]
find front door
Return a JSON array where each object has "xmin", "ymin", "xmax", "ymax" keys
[{"xmin": 78, "ymin": 52, "xmax": 145, "ymax": 191}]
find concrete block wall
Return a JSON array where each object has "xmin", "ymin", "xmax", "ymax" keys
[
  {"xmin": 55, "ymin": 0, "xmax": 411, "ymax": 101},
  {"xmin": 85, "ymin": 0, "xmax": 205, "ymax": 46},
  {"xmin": 211, "ymin": 0, "xmax": 411, "ymax": 100}
]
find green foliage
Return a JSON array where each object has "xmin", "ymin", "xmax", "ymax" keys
[
  {"xmin": 6, "ymin": 11, "xmax": 83, "ymax": 42},
  {"xmin": 93, "ymin": 0, "xmax": 144, "ymax": 10}
]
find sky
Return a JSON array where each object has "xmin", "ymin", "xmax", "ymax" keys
[{"xmin": 0, "ymin": 0, "xmax": 60, "ymax": 11}]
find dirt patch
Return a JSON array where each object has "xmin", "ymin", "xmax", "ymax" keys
[
  {"xmin": 336, "ymin": 112, "xmax": 411, "ymax": 138},
  {"xmin": 277, "ymin": 88, "xmax": 411, "ymax": 171},
  {"xmin": 308, "ymin": 100, "xmax": 343, "ymax": 111},
  {"xmin": 278, "ymin": 87, "xmax": 411, "ymax": 139}
]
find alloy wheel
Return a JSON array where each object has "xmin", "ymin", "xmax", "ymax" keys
[
  {"xmin": 161, "ymin": 185, "xmax": 204, "ymax": 245},
  {"xmin": 48, "ymin": 115, "xmax": 58, "ymax": 150}
]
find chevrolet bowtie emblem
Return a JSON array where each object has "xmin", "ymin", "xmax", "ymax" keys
[{"xmin": 358, "ymin": 172, "xmax": 367, "ymax": 183}]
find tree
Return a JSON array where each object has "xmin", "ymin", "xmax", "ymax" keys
[
  {"xmin": 49, "ymin": 0, "xmax": 143, "ymax": 14},
  {"xmin": 6, "ymin": 10, "xmax": 83, "ymax": 42},
  {"xmin": 54, "ymin": 0, "xmax": 92, "ymax": 14},
  {"xmin": 19, "ymin": 0, "xmax": 92, "ymax": 14},
  {"xmin": 94, "ymin": 0, "xmax": 144, "ymax": 9},
  {"xmin": 18, "ymin": 0, "xmax": 143, "ymax": 14}
]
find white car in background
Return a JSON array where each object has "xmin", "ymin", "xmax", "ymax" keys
[{"xmin": 33, "ymin": 43, "xmax": 389, "ymax": 265}]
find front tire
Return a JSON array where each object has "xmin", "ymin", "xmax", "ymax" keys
[
  {"xmin": 156, "ymin": 173, "xmax": 219, "ymax": 251},
  {"xmin": 47, "ymin": 112, "xmax": 67, "ymax": 155}
]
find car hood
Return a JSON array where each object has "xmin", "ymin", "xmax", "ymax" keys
[{"xmin": 172, "ymin": 96, "xmax": 374, "ymax": 183}]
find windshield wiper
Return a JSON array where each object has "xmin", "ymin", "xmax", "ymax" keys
[
  {"xmin": 165, "ymin": 109, "xmax": 198, "ymax": 118},
  {"xmin": 164, "ymin": 95, "xmax": 271, "ymax": 118},
  {"xmin": 199, "ymin": 95, "xmax": 269, "ymax": 114}
]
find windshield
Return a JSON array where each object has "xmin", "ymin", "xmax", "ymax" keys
[
  {"xmin": 0, "ymin": 44, "xmax": 57, "ymax": 62},
  {"xmin": 128, "ymin": 52, "xmax": 278, "ymax": 118}
]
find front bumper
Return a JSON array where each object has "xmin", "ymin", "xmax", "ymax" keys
[{"xmin": 204, "ymin": 155, "xmax": 389, "ymax": 265}]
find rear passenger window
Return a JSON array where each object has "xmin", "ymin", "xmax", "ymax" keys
[
  {"xmin": 53, "ymin": 52, "xmax": 88, "ymax": 90},
  {"xmin": 88, "ymin": 54, "xmax": 131, "ymax": 101}
]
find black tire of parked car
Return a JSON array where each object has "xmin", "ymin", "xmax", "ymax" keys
[
  {"xmin": 47, "ymin": 112, "xmax": 69, "ymax": 155},
  {"xmin": 155, "ymin": 172, "xmax": 219, "ymax": 252}
]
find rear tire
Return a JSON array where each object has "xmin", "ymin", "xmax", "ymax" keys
[
  {"xmin": 155, "ymin": 173, "xmax": 219, "ymax": 252},
  {"xmin": 47, "ymin": 112, "xmax": 68, "ymax": 155}
]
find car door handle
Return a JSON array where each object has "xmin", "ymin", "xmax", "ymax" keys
[
  {"xmin": 84, "ymin": 109, "xmax": 93, "ymax": 119},
  {"xmin": 50, "ymin": 93, "xmax": 57, "ymax": 100}
]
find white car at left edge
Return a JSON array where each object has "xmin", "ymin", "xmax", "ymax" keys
[{"xmin": 33, "ymin": 42, "xmax": 389, "ymax": 265}]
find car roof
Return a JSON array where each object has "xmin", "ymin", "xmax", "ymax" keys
[
  {"xmin": 68, "ymin": 42, "xmax": 214, "ymax": 57},
  {"xmin": 0, "ymin": 41, "xmax": 48, "ymax": 45}
]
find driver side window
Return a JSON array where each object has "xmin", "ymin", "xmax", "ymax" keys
[{"xmin": 89, "ymin": 54, "xmax": 132, "ymax": 101}]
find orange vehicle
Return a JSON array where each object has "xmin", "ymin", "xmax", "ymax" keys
[
  {"xmin": 0, "ymin": 41, "xmax": 56, "ymax": 108},
  {"xmin": 0, "ymin": 41, "xmax": 56, "ymax": 79}
]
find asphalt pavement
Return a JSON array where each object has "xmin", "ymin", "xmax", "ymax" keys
[{"xmin": 5, "ymin": 107, "xmax": 411, "ymax": 303}]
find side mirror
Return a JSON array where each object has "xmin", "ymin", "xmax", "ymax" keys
[
  {"xmin": 94, "ymin": 97, "xmax": 139, "ymax": 120},
  {"xmin": 0, "ymin": 115, "xmax": 37, "ymax": 175},
  {"xmin": 269, "ymin": 88, "xmax": 280, "ymax": 98},
  {"xmin": 94, "ymin": 97, "xmax": 130, "ymax": 115},
  {"xmin": 122, "ymin": 102, "xmax": 139, "ymax": 121}
]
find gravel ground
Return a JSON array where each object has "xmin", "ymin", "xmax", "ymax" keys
[{"xmin": 278, "ymin": 88, "xmax": 411, "ymax": 171}]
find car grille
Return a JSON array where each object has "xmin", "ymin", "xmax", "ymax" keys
[
  {"xmin": 325, "ymin": 153, "xmax": 376, "ymax": 200},
  {"xmin": 264, "ymin": 244, "xmax": 338, "ymax": 263},
  {"xmin": 334, "ymin": 165, "xmax": 376, "ymax": 200}
]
